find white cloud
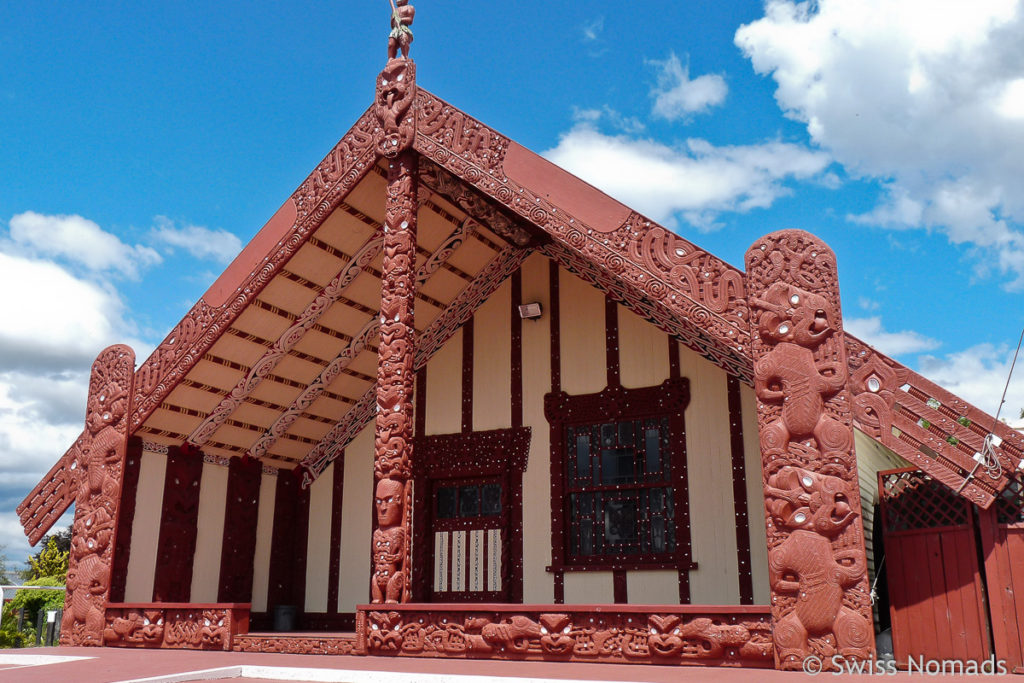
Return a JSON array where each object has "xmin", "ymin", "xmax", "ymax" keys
[
  {"xmin": 9, "ymin": 211, "xmax": 161, "ymax": 279},
  {"xmin": 845, "ymin": 316, "xmax": 940, "ymax": 357},
  {"xmin": 736, "ymin": 0, "xmax": 1024, "ymax": 287},
  {"xmin": 650, "ymin": 53, "xmax": 728, "ymax": 120},
  {"xmin": 150, "ymin": 216, "xmax": 242, "ymax": 264},
  {"xmin": 918, "ymin": 343, "xmax": 1024, "ymax": 419},
  {"xmin": 582, "ymin": 16, "xmax": 604, "ymax": 42},
  {"xmin": 543, "ymin": 124, "xmax": 830, "ymax": 229}
]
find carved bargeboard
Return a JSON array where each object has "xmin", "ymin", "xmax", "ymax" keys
[{"xmin": 744, "ymin": 231, "xmax": 874, "ymax": 670}]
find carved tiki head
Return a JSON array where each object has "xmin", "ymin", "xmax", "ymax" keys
[
  {"xmin": 766, "ymin": 466, "xmax": 857, "ymax": 536},
  {"xmin": 375, "ymin": 478, "xmax": 405, "ymax": 526},
  {"xmin": 756, "ymin": 282, "xmax": 835, "ymax": 347}
]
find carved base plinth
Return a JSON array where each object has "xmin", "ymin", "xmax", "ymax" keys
[
  {"xmin": 233, "ymin": 633, "xmax": 359, "ymax": 655},
  {"xmin": 356, "ymin": 604, "xmax": 773, "ymax": 667},
  {"xmin": 103, "ymin": 603, "xmax": 250, "ymax": 651}
]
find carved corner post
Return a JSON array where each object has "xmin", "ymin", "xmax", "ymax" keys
[
  {"xmin": 62, "ymin": 344, "xmax": 136, "ymax": 646},
  {"xmin": 371, "ymin": 56, "xmax": 418, "ymax": 604},
  {"xmin": 743, "ymin": 231, "xmax": 875, "ymax": 670}
]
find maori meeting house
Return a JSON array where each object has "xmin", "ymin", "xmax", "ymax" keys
[{"xmin": 19, "ymin": 8, "xmax": 1024, "ymax": 674}]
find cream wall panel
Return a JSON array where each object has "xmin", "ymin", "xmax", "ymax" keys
[
  {"xmin": 559, "ymin": 268, "xmax": 606, "ymax": 395},
  {"xmin": 189, "ymin": 461, "xmax": 229, "ymax": 603},
  {"xmin": 338, "ymin": 423, "xmax": 375, "ymax": 612},
  {"xmin": 564, "ymin": 571, "xmax": 614, "ymax": 604},
  {"xmin": 740, "ymin": 381, "xmax": 771, "ymax": 604},
  {"xmin": 123, "ymin": 448, "xmax": 167, "ymax": 602},
  {"xmin": 627, "ymin": 570, "xmax": 679, "ymax": 604},
  {"xmin": 855, "ymin": 428, "xmax": 909, "ymax": 576},
  {"xmin": 618, "ymin": 304, "xmax": 670, "ymax": 389},
  {"xmin": 250, "ymin": 472, "xmax": 278, "ymax": 612},
  {"xmin": 425, "ymin": 327, "xmax": 463, "ymax": 435},
  {"xmin": 305, "ymin": 461, "xmax": 334, "ymax": 612},
  {"xmin": 679, "ymin": 344, "xmax": 740, "ymax": 605},
  {"xmin": 473, "ymin": 278, "xmax": 512, "ymax": 431},
  {"xmin": 520, "ymin": 253, "xmax": 553, "ymax": 603}
]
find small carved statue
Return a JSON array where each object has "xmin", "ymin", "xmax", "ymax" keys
[
  {"xmin": 372, "ymin": 478, "xmax": 407, "ymax": 603},
  {"xmin": 388, "ymin": 0, "xmax": 415, "ymax": 60},
  {"xmin": 765, "ymin": 467, "xmax": 872, "ymax": 663}
]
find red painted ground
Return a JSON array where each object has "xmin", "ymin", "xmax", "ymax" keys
[{"xmin": 0, "ymin": 647, "xmax": 1004, "ymax": 682}]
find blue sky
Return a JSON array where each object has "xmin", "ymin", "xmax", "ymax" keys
[{"xmin": 1, "ymin": 1, "xmax": 1023, "ymax": 565}]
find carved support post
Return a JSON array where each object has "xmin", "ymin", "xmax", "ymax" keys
[
  {"xmin": 743, "ymin": 231, "xmax": 874, "ymax": 670},
  {"xmin": 62, "ymin": 344, "xmax": 135, "ymax": 646},
  {"xmin": 371, "ymin": 57, "xmax": 417, "ymax": 604}
]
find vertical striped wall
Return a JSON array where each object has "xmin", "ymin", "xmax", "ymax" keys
[{"xmin": 118, "ymin": 251, "xmax": 907, "ymax": 612}]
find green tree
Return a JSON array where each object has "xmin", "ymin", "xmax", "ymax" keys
[{"xmin": 23, "ymin": 537, "xmax": 69, "ymax": 583}]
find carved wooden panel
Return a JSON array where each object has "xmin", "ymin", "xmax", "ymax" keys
[
  {"xmin": 110, "ymin": 437, "xmax": 143, "ymax": 603},
  {"xmin": 152, "ymin": 445, "xmax": 204, "ymax": 602},
  {"xmin": 266, "ymin": 468, "xmax": 310, "ymax": 612},
  {"xmin": 61, "ymin": 344, "xmax": 136, "ymax": 646},
  {"xmin": 217, "ymin": 455, "xmax": 263, "ymax": 603},
  {"xmin": 744, "ymin": 230, "xmax": 874, "ymax": 670},
  {"xmin": 103, "ymin": 602, "xmax": 248, "ymax": 650},
  {"xmin": 357, "ymin": 604, "xmax": 772, "ymax": 667},
  {"xmin": 233, "ymin": 632, "xmax": 358, "ymax": 655}
]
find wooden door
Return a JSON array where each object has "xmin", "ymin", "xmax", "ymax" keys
[
  {"xmin": 428, "ymin": 476, "xmax": 508, "ymax": 602},
  {"xmin": 879, "ymin": 467, "xmax": 991, "ymax": 663},
  {"xmin": 979, "ymin": 471, "xmax": 1024, "ymax": 673}
]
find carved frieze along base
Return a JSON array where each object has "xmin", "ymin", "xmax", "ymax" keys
[
  {"xmin": 357, "ymin": 604, "xmax": 772, "ymax": 667},
  {"xmin": 744, "ymin": 231, "xmax": 874, "ymax": 670},
  {"xmin": 103, "ymin": 603, "xmax": 249, "ymax": 650},
  {"xmin": 233, "ymin": 633, "xmax": 359, "ymax": 655},
  {"xmin": 62, "ymin": 344, "xmax": 136, "ymax": 646}
]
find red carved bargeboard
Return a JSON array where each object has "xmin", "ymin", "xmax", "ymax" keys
[
  {"xmin": 356, "ymin": 604, "xmax": 773, "ymax": 667},
  {"xmin": 744, "ymin": 231, "xmax": 874, "ymax": 670},
  {"xmin": 103, "ymin": 603, "xmax": 250, "ymax": 650}
]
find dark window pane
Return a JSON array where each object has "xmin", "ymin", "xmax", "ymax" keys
[
  {"xmin": 651, "ymin": 515, "xmax": 666, "ymax": 553},
  {"xmin": 601, "ymin": 423, "xmax": 616, "ymax": 447},
  {"xmin": 618, "ymin": 420, "xmax": 635, "ymax": 446},
  {"xmin": 645, "ymin": 428, "xmax": 661, "ymax": 476},
  {"xmin": 601, "ymin": 448, "xmax": 635, "ymax": 484},
  {"xmin": 603, "ymin": 498, "xmax": 638, "ymax": 544},
  {"xmin": 580, "ymin": 519, "xmax": 593, "ymax": 555},
  {"xmin": 481, "ymin": 483, "xmax": 502, "ymax": 515},
  {"xmin": 436, "ymin": 486, "xmax": 457, "ymax": 519},
  {"xmin": 459, "ymin": 486, "xmax": 480, "ymax": 517},
  {"xmin": 575, "ymin": 433, "xmax": 591, "ymax": 481}
]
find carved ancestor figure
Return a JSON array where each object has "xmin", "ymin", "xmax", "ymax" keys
[
  {"xmin": 372, "ymin": 478, "xmax": 408, "ymax": 603},
  {"xmin": 765, "ymin": 467, "xmax": 872, "ymax": 662},
  {"xmin": 388, "ymin": 0, "xmax": 415, "ymax": 59},
  {"xmin": 751, "ymin": 281, "xmax": 852, "ymax": 461}
]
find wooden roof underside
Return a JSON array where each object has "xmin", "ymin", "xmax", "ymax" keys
[{"xmin": 19, "ymin": 88, "xmax": 1024, "ymax": 544}]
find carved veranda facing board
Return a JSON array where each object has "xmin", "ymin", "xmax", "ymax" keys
[{"xmin": 744, "ymin": 230, "xmax": 874, "ymax": 670}]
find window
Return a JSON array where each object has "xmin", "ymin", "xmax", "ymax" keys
[
  {"xmin": 546, "ymin": 378, "xmax": 692, "ymax": 571},
  {"xmin": 565, "ymin": 418, "xmax": 674, "ymax": 559}
]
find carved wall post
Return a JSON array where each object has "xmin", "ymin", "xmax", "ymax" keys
[
  {"xmin": 743, "ymin": 231, "xmax": 874, "ymax": 670},
  {"xmin": 62, "ymin": 344, "xmax": 135, "ymax": 645},
  {"xmin": 371, "ymin": 55, "xmax": 418, "ymax": 604}
]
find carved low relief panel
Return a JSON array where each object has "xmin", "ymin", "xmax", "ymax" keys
[
  {"xmin": 744, "ymin": 231, "xmax": 874, "ymax": 670},
  {"xmin": 360, "ymin": 607, "xmax": 773, "ymax": 666},
  {"xmin": 103, "ymin": 605, "xmax": 243, "ymax": 650}
]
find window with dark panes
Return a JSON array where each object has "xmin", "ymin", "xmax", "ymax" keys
[{"xmin": 565, "ymin": 417, "xmax": 675, "ymax": 560}]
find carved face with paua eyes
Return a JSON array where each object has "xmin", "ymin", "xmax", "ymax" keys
[
  {"xmin": 766, "ymin": 466, "xmax": 857, "ymax": 537},
  {"xmin": 755, "ymin": 282, "xmax": 835, "ymax": 348},
  {"xmin": 375, "ymin": 478, "xmax": 404, "ymax": 527}
]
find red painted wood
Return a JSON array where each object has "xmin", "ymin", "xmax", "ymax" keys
[
  {"xmin": 152, "ymin": 444, "xmax": 204, "ymax": 602},
  {"xmin": 217, "ymin": 455, "xmax": 262, "ymax": 603},
  {"xmin": 461, "ymin": 318, "xmax": 473, "ymax": 433},
  {"xmin": 612, "ymin": 570, "xmax": 627, "ymax": 604},
  {"xmin": 511, "ymin": 269, "xmax": 523, "ymax": 429},
  {"xmin": 979, "ymin": 507, "xmax": 1016, "ymax": 665},
  {"xmin": 110, "ymin": 438, "xmax": 143, "ymax": 603},
  {"xmin": 726, "ymin": 376, "xmax": 753, "ymax": 605},
  {"xmin": 605, "ymin": 296, "xmax": 619, "ymax": 388},
  {"xmin": 327, "ymin": 452, "xmax": 345, "ymax": 613},
  {"xmin": 266, "ymin": 468, "xmax": 310, "ymax": 615}
]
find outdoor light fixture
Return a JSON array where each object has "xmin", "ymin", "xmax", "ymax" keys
[{"xmin": 518, "ymin": 302, "xmax": 542, "ymax": 320}]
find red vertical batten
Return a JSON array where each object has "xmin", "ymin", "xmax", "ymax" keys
[
  {"xmin": 217, "ymin": 455, "xmax": 262, "ymax": 603},
  {"xmin": 511, "ymin": 269, "xmax": 523, "ymax": 429},
  {"xmin": 727, "ymin": 375, "xmax": 754, "ymax": 605},
  {"xmin": 461, "ymin": 318, "xmax": 474, "ymax": 433},
  {"xmin": 109, "ymin": 437, "xmax": 143, "ymax": 604},
  {"xmin": 152, "ymin": 444, "xmax": 204, "ymax": 602},
  {"xmin": 327, "ymin": 453, "xmax": 346, "ymax": 613},
  {"xmin": 266, "ymin": 468, "xmax": 309, "ymax": 613},
  {"xmin": 744, "ymin": 230, "xmax": 874, "ymax": 670},
  {"xmin": 547, "ymin": 261, "xmax": 564, "ymax": 604},
  {"xmin": 412, "ymin": 367, "xmax": 429, "ymax": 601},
  {"xmin": 613, "ymin": 570, "xmax": 628, "ymax": 604},
  {"xmin": 605, "ymin": 295, "xmax": 620, "ymax": 388}
]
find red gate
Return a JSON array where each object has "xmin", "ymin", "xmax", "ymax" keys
[
  {"xmin": 879, "ymin": 467, "xmax": 991, "ymax": 663},
  {"xmin": 979, "ymin": 471, "xmax": 1024, "ymax": 673}
]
